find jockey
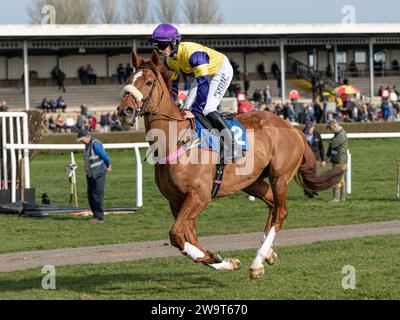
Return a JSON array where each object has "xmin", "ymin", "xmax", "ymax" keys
[{"xmin": 149, "ymin": 23, "xmax": 241, "ymax": 161}]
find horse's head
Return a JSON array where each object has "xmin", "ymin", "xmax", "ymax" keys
[{"xmin": 117, "ymin": 50, "xmax": 165, "ymax": 126}]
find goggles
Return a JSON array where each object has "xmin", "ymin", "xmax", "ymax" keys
[{"xmin": 153, "ymin": 42, "xmax": 170, "ymax": 51}]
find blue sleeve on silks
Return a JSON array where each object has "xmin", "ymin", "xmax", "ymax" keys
[
  {"xmin": 189, "ymin": 52, "xmax": 211, "ymax": 115},
  {"xmin": 191, "ymin": 75, "xmax": 210, "ymax": 115},
  {"xmin": 93, "ymin": 143, "xmax": 111, "ymax": 168}
]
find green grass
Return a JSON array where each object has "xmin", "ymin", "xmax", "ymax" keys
[
  {"xmin": 0, "ymin": 138, "xmax": 399, "ymax": 254},
  {"xmin": 0, "ymin": 234, "xmax": 399, "ymax": 300}
]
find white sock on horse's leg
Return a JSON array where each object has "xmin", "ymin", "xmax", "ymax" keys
[
  {"xmin": 181, "ymin": 242, "xmax": 205, "ymax": 261},
  {"xmin": 251, "ymin": 226, "xmax": 276, "ymax": 269}
]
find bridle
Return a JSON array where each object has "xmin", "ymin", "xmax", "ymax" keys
[{"xmin": 122, "ymin": 66, "xmax": 188, "ymax": 124}]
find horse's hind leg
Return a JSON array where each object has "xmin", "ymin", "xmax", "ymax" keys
[
  {"xmin": 243, "ymin": 178, "xmax": 278, "ymax": 266},
  {"xmin": 249, "ymin": 176, "xmax": 289, "ymax": 279}
]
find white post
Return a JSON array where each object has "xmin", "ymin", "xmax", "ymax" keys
[
  {"xmin": 23, "ymin": 40, "xmax": 30, "ymax": 111},
  {"xmin": 1, "ymin": 118, "xmax": 8, "ymax": 190},
  {"xmin": 280, "ymin": 38, "xmax": 286, "ymax": 102},
  {"xmin": 334, "ymin": 44, "xmax": 338, "ymax": 84},
  {"xmin": 22, "ymin": 113, "xmax": 30, "ymax": 189},
  {"xmin": 369, "ymin": 38, "xmax": 375, "ymax": 100},
  {"xmin": 346, "ymin": 149, "xmax": 352, "ymax": 194},
  {"xmin": 9, "ymin": 118, "xmax": 17, "ymax": 202},
  {"xmin": 16, "ymin": 117, "xmax": 22, "ymax": 167},
  {"xmin": 134, "ymin": 146, "xmax": 143, "ymax": 208}
]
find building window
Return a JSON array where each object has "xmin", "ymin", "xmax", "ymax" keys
[
  {"xmin": 336, "ymin": 52, "xmax": 347, "ymax": 64},
  {"xmin": 355, "ymin": 51, "xmax": 367, "ymax": 64}
]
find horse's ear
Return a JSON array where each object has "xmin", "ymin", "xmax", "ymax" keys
[
  {"xmin": 150, "ymin": 49, "xmax": 161, "ymax": 67},
  {"xmin": 131, "ymin": 50, "xmax": 141, "ymax": 69}
]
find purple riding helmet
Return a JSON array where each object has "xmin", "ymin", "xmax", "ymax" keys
[{"xmin": 150, "ymin": 23, "xmax": 182, "ymax": 43}]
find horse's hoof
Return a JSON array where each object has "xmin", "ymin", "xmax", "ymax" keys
[
  {"xmin": 266, "ymin": 250, "xmax": 278, "ymax": 266},
  {"xmin": 207, "ymin": 258, "xmax": 242, "ymax": 271},
  {"xmin": 250, "ymin": 266, "xmax": 265, "ymax": 280},
  {"xmin": 227, "ymin": 258, "xmax": 242, "ymax": 271}
]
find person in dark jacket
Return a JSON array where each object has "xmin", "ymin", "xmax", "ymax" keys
[
  {"xmin": 77, "ymin": 129, "xmax": 112, "ymax": 223},
  {"xmin": 303, "ymin": 123, "xmax": 327, "ymax": 198},
  {"xmin": 326, "ymin": 119, "xmax": 348, "ymax": 202}
]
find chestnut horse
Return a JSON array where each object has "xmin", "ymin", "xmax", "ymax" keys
[{"xmin": 117, "ymin": 50, "xmax": 342, "ymax": 279}]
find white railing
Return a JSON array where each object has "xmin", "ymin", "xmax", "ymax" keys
[
  {"xmin": 0, "ymin": 112, "xmax": 30, "ymax": 203},
  {"xmin": 5, "ymin": 143, "xmax": 149, "ymax": 207}
]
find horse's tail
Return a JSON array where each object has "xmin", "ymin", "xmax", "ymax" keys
[{"xmin": 296, "ymin": 135, "xmax": 343, "ymax": 192}]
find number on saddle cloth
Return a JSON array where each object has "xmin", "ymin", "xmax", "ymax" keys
[{"xmin": 194, "ymin": 114, "xmax": 249, "ymax": 153}]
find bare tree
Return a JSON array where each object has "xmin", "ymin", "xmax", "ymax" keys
[
  {"xmin": 123, "ymin": 0, "xmax": 149, "ymax": 23},
  {"xmin": 97, "ymin": 0, "xmax": 120, "ymax": 23},
  {"xmin": 183, "ymin": 0, "xmax": 223, "ymax": 23},
  {"xmin": 154, "ymin": 0, "xmax": 179, "ymax": 23},
  {"xmin": 27, "ymin": 0, "xmax": 95, "ymax": 24}
]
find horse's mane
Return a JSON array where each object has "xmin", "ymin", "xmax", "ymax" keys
[{"xmin": 140, "ymin": 60, "xmax": 173, "ymax": 94}]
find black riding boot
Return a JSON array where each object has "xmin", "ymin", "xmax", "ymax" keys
[{"xmin": 206, "ymin": 111, "xmax": 242, "ymax": 162}]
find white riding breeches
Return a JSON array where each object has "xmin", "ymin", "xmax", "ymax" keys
[{"xmin": 184, "ymin": 56, "xmax": 233, "ymax": 116}]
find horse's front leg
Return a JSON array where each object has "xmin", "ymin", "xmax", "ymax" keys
[{"xmin": 169, "ymin": 191, "xmax": 240, "ymax": 271}]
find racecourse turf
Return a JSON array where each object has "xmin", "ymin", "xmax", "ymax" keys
[
  {"xmin": 0, "ymin": 138, "xmax": 399, "ymax": 254},
  {"xmin": 0, "ymin": 234, "xmax": 398, "ymax": 300}
]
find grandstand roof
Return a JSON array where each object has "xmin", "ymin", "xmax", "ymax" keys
[{"xmin": 1, "ymin": 23, "xmax": 400, "ymax": 38}]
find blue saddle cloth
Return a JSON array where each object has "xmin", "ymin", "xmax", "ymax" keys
[{"xmin": 194, "ymin": 117, "xmax": 249, "ymax": 153}]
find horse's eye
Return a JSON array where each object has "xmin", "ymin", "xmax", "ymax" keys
[{"xmin": 146, "ymin": 80, "xmax": 153, "ymax": 86}]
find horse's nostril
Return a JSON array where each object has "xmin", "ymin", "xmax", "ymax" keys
[{"xmin": 125, "ymin": 107, "xmax": 133, "ymax": 116}]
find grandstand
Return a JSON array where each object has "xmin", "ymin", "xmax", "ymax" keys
[{"xmin": 1, "ymin": 23, "xmax": 400, "ymax": 111}]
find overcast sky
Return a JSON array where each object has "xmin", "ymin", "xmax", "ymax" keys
[{"xmin": 1, "ymin": 0, "xmax": 399, "ymax": 24}]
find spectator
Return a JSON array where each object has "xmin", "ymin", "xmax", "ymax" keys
[
  {"xmin": 90, "ymin": 114, "xmax": 97, "ymax": 131},
  {"xmin": 126, "ymin": 63, "xmax": 134, "ymax": 78},
  {"xmin": 271, "ymin": 62, "xmax": 280, "ymax": 80},
  {"xmin": 86, "ymin": 65, "xmax": 97, "ymax": 85},
  {"xmin": 252, "ymin": 89, "xmax": 262, "ymax": 110},
  {"xmin": 0, "ymin": 100, "xmax": 7, "ymax": 112},
  {"xmin": 337, "ymin": 66, "xmax": 343, "ymax": 84},
  {"xmin": 117, "ymin": 63, "xmax": 126, "ymax": 84},
  {"xmin": 229, "ymin": 58, "xmax": 240, "ymax": 80},
  {"xmin": 326, "ymin": 64, "xmax": 333, "ymax": 78},
  {"xmin": 52, "ymin": 66, "xmax": 66, "ymax": 92},
  {"xmin": 257, "ymin": 62, "xmax": 267, "ymax": 80},
  {"xmin": 48, "ymin": 115, "xmax": 57, "ymax": 133},
  {"xmin": 311, "ymin": 72, "xmax": 318, "ymax": 100},
  {"xmin": 263, "ymin": 85, "xmax": 272, "ymax": 105},
  {"xmin": 244, "ymin": 72, "xmax": 250, "ymax": 96},
  {"xmin": 392, "ymin": 60, "xmax": 400, "ymax": 71},
  {"xmin": 55, "ymin": 96, "xmax": 67, "ymax": 112},
  {"xmin": 303, "ymin": 123, "xmax": 327, "ymax": 198},
  {"xmin": 55, "ymin": 114, "xmax": 66, "ymax": 132},
  {"xmin": 49, "ymin": 99, "xmax": 56, "ymax": 113},
  {"xmin": 313, "ymin": 99, "xmax": 323, "ymax": 123},
  {"xmin": 100, "ymin": 113, "xmax": 110, "ymax": 133},
  {"xmin": 78, "ymin": 66, "xmax": 88, "ymax": 85},
  {"xmin": 326, "ymin": 119, "xmax": 348, "ymax": 202},
  {"xmin": 348, "ymin": 61, "xmax": 358, "ymax": 77},
  {"xmin": 40, "ymin": 98, "xmax": 51, "ymax": 112},
  {"xmin": 65, "ymin": 116, "xmax": 77, "ymax": 133}
]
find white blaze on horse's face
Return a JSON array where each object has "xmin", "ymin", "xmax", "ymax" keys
[{"xmin": 120, "ymin": 71, "xmax": 144, "ymax": 104}]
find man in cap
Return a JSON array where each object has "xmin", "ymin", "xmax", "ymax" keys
[
  {"xmin": 326, "ymin": 120, "xmax": 348, "ymax": 202},
  {"xmin": 77, "ymin": 129, "xmax": 112, "ymax": 223}
]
